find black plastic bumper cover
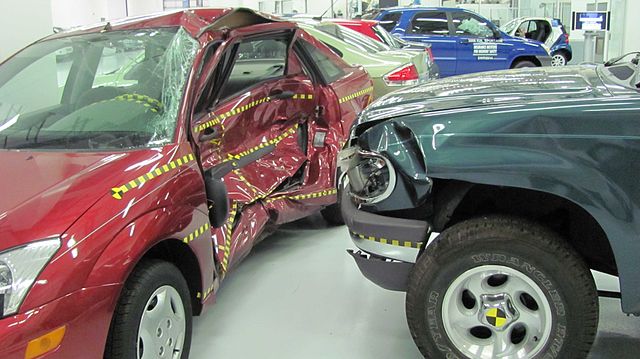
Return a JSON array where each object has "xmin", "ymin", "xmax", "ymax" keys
[
  {"xmin": 340, "ymin": 190, "xmax": 429, "ymax": 245},
  {"xmin": 347, "ymin": 250, "xmax": 413, "ymax": 291}
]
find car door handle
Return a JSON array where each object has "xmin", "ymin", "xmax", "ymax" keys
[{"xmin": 269, "ymin": 89, "xmax": 295, "ymax": 100}]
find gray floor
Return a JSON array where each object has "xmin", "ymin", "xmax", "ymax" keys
[{"xmin": 192, "ymin": 214, "xmax": 640, "ymax": 359}]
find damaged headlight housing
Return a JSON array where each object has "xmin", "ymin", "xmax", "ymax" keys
[
  {"xmin": 0, "ymin": 238, "xmax": 60, "ymax": 317},
  {"xmin": 346, "ymin": 150, "xmax": 396, "ymax": 204}
]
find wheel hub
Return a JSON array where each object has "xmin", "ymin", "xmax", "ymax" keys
[
  {"xmin": 551, "ymin": 54, "xmax": 566, "ymax": 66},
  {"xmin": 479, "ymin": 293, "xmax": 519, "ymax": 331},
  {"xmin": 138, "ymin": 285, "xmax": 186, "ymax": 359},
  {"xmin": 441, "ymin": 265, "xmax": 553, "ymax": 359}
]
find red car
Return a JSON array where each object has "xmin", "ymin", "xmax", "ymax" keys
[
  {"xmin": 0, "ymin": 8, "xmax": 372, "ymax": 359},
  {"xmin": 330, "ymin": 19, "xmax": 390, "ymax": 45},
  {"xmin": 329, "ymin": 19, "xmax": 438, "ymax": 78}
]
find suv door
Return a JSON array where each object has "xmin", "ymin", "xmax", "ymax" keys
[
  {"xmin": 450, "ymin": 11, "xmax": 509, "ymax": 75},
  {"xmin": 191, "ymin": 33, "xmax": 315, "ymax": 269},
  {"xmin": 401, "ymin": 11, "xmax": 456, "ymax": 77}
]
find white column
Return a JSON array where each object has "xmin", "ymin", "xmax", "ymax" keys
[{"xmin": 622, "ymin": 0, "xmax": 640, "ymax": 55}]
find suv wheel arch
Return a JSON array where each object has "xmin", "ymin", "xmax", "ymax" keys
[
  {"xmin": 510, "ymin": 56, "xmax": 542, "ymax": 68},
  {"xmin": 430, "ymin": 179, "xmax": 617, "ymax": 276}
]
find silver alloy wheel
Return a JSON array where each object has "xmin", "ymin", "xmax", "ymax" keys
[
  {"xmin": 138, "ymin": 285, "xmax": 186, "ymax": 359},
  {"xmin": 441, "ymin": 265, "xmax": 552, "ymax": 359},
  {"xmin": 551, "ymin": 53, "xmax": 566, "ymax": 66}
]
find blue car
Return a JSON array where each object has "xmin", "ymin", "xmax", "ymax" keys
[{"xmin": 372, "ymin": 7, "xmax": 552, "ymax": 77}]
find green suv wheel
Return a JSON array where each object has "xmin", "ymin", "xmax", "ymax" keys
[{"xmin": 406, "ymin": 216, "xmax": 599, "ymax": 358}]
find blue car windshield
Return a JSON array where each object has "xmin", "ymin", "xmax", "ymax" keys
[{"xmin": 0, "ymin": 27, "xmax": 198, "ymax": 151}]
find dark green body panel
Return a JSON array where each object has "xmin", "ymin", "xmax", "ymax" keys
[{"xmin": 354, "ymin": 65, "xmax": 640, "ymax": 314}]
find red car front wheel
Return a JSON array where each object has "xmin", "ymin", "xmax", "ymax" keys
[{"xmin": 105, "ymin": 260, "xmax": 193, "ymax": 359}]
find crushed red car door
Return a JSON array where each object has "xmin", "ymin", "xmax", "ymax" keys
[
  {"xmin": 261, "ymin": 32, "xmax": 374, "ymax": 224},
  {"xmin": 191, "ymin": 31, "xmax": 316, "ymax": 273}
]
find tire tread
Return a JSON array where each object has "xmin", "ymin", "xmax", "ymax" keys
[
  {"xmin": 104, "ymin": 260, "xmax": 192, "ymax": 359},
  {"xmin": 406, "ymin": 215, "xmax": 598, "ymax": 358}
]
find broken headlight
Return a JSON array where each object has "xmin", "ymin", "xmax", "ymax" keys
[{"xmin": 346, "ymin": 150, "xmax": 396, "ymax": 204}]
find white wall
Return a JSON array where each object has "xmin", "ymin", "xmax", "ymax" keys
[
  {"xmin": 0, "ymin": 0, "xmax": 53, "ymax": 61},
  {"xmin": 52, "ymin": 0, "xmax": 109, "ymax": 28},
  {"xmin": 127, "ymin": 0, "xmax": 164, "ymax": 16},
  {"xmin": 569, "ymin": 0, "xmax": 639, "ymax": 63},
  {"xmin": 621, "ymin": 0, "xmax": 639, "ymax": 54},
  {"xmin": 51, "ymin": 0, "xmax": 161, "ymax": 29}
]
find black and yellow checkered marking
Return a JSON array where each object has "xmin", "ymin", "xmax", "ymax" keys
[
  {"xmin": 486, "ymin": 308, "xmax": 508, "ymax": 328},
  {"xmin": 351, "ymin": 231, "xmax": 424, "ymax": 249},
  {"xmin": 195, "ymin": 96, "xmax": 272, "ymax": 133},
  {"xmin": 111, "ymin": 153, "xmax": 195, "ymax": 200},
  {"xmin": 338, "ymin": 86, "xmax": 374, "ymax": 104},
  {"xmin": 223, "ymin": 123, "xmax": 299, "ymax": 162},
  {"xmin": 265, "ymin": 188, "xmax": 337, "ymax": 203},
  {"xmin": 182, "ymin": 223, "xmax": 210, "ymax": 244},
  {"xmin": 220, "ymin": 202, "xmax": 238, "ymax": 273},
  {"xmin": 113, "ymin": 93, "xmax": 163, "ymax": 113}
]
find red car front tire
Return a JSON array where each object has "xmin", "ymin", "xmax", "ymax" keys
[{"xmin": 105, "ymin": 260, "xmax": 193, "ymax": 359}]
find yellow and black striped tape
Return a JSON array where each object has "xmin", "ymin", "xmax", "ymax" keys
[
  {"xmin": 196, "ymin": 116, "xmax": 222, "ymax": 133},
  {"xmin": 195, "ymin": 96, "xmax": 271, "ymax": 133},
  {"xmin": 195, "ymin": 94, "xmax": 313, "ymax": 133},
  {"xmin": 351, "ymin": 231, "xmax": 424, "ymax": 249},
  {"xmin": 182, "ymin": 222, "xmax": 210, "ymax": 244},
  {"xmin": 339, "ymin": 86, "xmax": 374, "ymax": 104},
  {"xmin": 232, "ymin": 169, "xmax": 264, "ymax": 203},
  {"xmin": 111, "ymin": 153, "xmax": 195, "ymax": 200},
  {"xmin": 197, "ymin": 283, "xmax": 215, "ymax": 300},
  {"xmin": 224, "ymin": 123, "xmax": 299, "ymax": 162},
  {"xmin": 221, "ymin": 202, "xmax": 238, "ymax": 273},
  {"xmin": 265, "ymin": 188, "xmax": 337, "ymax": 203},
  {"xmin": 114, "ymin": 93, "xmax": 163, "ymax": 113}
]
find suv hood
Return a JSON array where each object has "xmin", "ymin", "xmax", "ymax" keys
[
  {"xmin": 359, "ymin": 65, "xmax": 608, "ymax": 123},
  {"xmin": 0, "ymin": 149, "xmax": 161, "ymax": 250}
]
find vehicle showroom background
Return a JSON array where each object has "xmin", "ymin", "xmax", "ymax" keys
[{"xmin": 2, "ymin": 0, "xmax": 639, "ymax": 64}]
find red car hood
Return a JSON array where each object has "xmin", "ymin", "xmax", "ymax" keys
[{"xmin": 0, "ymin": 149, "xmax": 164, "ymax": 251}]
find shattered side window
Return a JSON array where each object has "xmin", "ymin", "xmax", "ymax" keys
[
  {"xmin": 451, "ymin": 12, "xmax": 495, "ymax": 38},
  {"xmin": 154, "ymin": 28, "xmax": 198, "ymax": 145},
  {"xmin": 0, "ymin": 27, "xmax": 198, "ymax": 151}
]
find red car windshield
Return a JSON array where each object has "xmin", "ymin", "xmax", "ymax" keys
[{"xmin": 0, "ymin": 27, "xmax": 197, "ymax": 151}]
